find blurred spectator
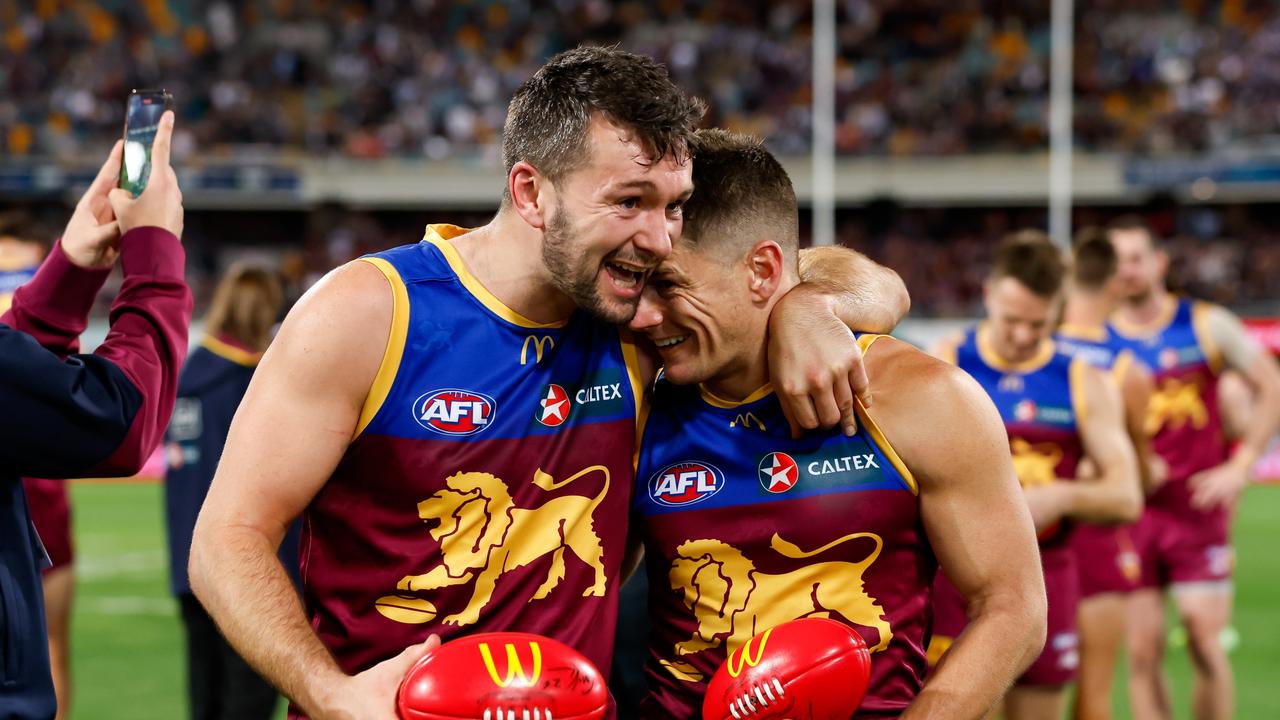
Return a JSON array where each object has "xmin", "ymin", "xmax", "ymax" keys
[
  {"xmin": 163, "ymin": 262, "xmax": 294, "ymax": 720},
  {"xmin": 3, "ymin": 1, "xmax": 1278, "ymax": 159}
]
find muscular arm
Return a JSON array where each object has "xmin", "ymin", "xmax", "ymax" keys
[
  {"xmin": 860, "ymin": 338, "xmax": 1046, "ymax": 720},
  {"xmin": 796, "ymin": 245, "xmax": 911, "ymax": 334},
  {"xmin": 189, "ymin": 261, "xmax": 427, "ymax": 719},
  {"xmin": 1186, "ymin": 306, "xmax": 1280, "ymax": 508},
  {"xmin": 767, "ymin": 247, "xmax": 910, "ymax": 436},
  {"xmin": 1032, "ymin": 366, "xmax": 1141, "ymax": 527},
  {"xmin": 1210, "ymin": 306, "xmax": 1280, "ymax": 469}
]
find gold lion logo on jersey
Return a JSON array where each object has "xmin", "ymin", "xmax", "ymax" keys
[
  {"xmin": 1010, "ymin": 438, "xmax": 1062, "ymax": 488},
  {"xmin": 1146, "ymin": 376, "xmax": 1208, "ymax": 435},
  {"xmin": 376, "ymin": 466, "xmax": 609, "ymax": 627},
  {"xmin": 659, "ymin": 532, "xmax": 890, "ymax": 683}
]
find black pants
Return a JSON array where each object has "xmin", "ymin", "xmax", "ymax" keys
[{"xmin": 179, "ymin": 593, "xmax": 279, "ymax": 720}]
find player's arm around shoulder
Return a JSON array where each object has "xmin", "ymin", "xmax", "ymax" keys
[
  {"xmin": 858, "ymin": 338, "xmax": 1046, "ymax": 720},
  {"xmin": 189, "ymin": 259, "xmax": 433, "ymax": 719}
]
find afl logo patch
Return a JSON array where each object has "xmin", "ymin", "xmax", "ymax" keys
[
  {"xmin": 413, "ymin": 389, "xmax": 496, "ymax": 436},
  {"xmin": 649, "ymin": 461, "xmax": 724, "ymax": 507},
  {"xmin": 758, "ymin": 452, "xmax": 799, "ymax": 493},
  {"xmin": 535, "ymin": 383, "xmax": 572, "ymax": 427}
]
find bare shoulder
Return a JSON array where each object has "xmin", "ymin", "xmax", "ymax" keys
[
  {"xmin": 863, "ymin": 336, "xmax": 982, "ymax": 409},
  {"xmin": 860, "ymin": 336, "xmax": 1007, "ymax": 481},
  {"xmin": 259, "ymin": 259, "xmax": 393, "ymax": 398}
]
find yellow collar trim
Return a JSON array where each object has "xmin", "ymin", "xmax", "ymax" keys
[
  {"xmin": 977, "ymin": 323, "xmax": 1055, "ymax": 374},
  {"xmin": 423, "ymin": 224, "xmax": 568, "ymax": 329},
  {"xmin": 699, "ymin": 382, "xmax": 774, "ymax": 409}
]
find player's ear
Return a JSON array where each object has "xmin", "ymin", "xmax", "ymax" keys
[
  {"xmin": 508, "ymin": 160, "xmax": 550, "ymax": 230},
  {"xmin": 746, "ymin": 239, "xmax": 785, "ymax": 301}
]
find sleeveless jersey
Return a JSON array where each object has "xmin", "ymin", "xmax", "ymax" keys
[
  {"xmin": 634, "ymin": 335, "xmax": 932, "ymax": 719},
  {"xmin": 948, "ymin": 325, "xmax": 1088, "ymax": 552},
  {"xmin": 1055, "ymin": 324, "xmax": 1135, "ymax": 385},
  {"xmin": 1053, "ymin": 323, "xmax": 1144, "ymax": 592},
  {"xmin": 299, "ymin": 226, "xmax": 643, "ymax": 691},
  {"xmin": 1110, "ymin": 298, "xmax": 1227, "ymax": 500}
]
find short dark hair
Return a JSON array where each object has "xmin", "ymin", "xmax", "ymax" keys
[
  {"xmin": 501, "ymin": 46, "xmax": 705, "ymax": 190},
  {"xmin": 1107, "ymin": 214, "xmax": 1159, "ymax": 247},
  {"xmin": 1071, "ymin": 226, "xmax": 1117, "ymax": 290},
  {"xmin": 991, "ymin": 229, "xmax": 1066, "ymax": 299},
  {"xmin": 680, "ymin": 129, "xmax": 798, "ymax": 267}
]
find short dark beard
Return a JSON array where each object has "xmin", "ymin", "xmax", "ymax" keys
[{"xmin": 542, "ymin": 200, "xmax": 638, "ymax": 324}]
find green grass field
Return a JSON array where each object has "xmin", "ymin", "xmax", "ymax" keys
[{"xmin": 66, "ymin": 481, "xmax": 1279, "ymax": 719}]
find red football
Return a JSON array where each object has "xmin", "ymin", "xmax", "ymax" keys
[
  {"xmin": 397, "ymin": 632, "xmax": 608, "ymax": 720},
  {"xmin": 702, "ymin": 618, "xmax": 872, "ymax": 720}
]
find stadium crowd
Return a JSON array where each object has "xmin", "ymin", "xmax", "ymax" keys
[{"xmin": 3, "ymin": 0, "xmax": 1280, "ymax": 159}]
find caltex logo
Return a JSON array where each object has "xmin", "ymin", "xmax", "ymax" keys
[
  {"xmin": 413, "ymin": 389, "xmax": 496, "ymax": 436},
  {"xmin": 758, "ymin": 452, "xmax": 799, "ymax": 493},
  {"xmin": 535, "ymin": 383, "xmax": 572, "ymax": 427}
]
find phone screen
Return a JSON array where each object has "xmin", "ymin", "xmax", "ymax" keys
[{"xmin": 118, "ymin": 90, "xmax": 173, "ymax": 198}]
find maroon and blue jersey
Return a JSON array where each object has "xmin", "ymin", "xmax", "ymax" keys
[
  {"xmin": 1055, "ymin": 324, "xmax": 1135, "ymax": 384},
  {"xmin": 1111, "ymin": 298, "xmax": 1228, "ymax": 504},
  {"xmin": 298, "ymin": 225, "xmax": 644, "ymax": 711},
  {"xmin": 1054, "ymin": 323, "xmax": 1143, "ymax": 595},
  {"xmin": 947, "ymin": 325, "xmax": 1088, "ymax": 551},
  {"xmin": 634, "ymin": 335, "xmax": 932, "ymax": 719}
]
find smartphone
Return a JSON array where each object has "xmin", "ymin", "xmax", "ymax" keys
[{"xmin": 118, "ymin": 89, "xmax": 174, "ymax": 198}]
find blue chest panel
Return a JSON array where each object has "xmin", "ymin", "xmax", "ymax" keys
[
  {"xmin": 361, "ymin": 240, "xmax": 638, "ymax": 443},
  {"xmin": 634, "ymin": 380, "xmax": 911, "ymax": 517},
  {"xmin": 956, "ymin": 329, "xmax": 1080, "ymax": 432},
  {"xmin": 1111, "ymin": 299, "xmax": 1209, "ymax": 376}
]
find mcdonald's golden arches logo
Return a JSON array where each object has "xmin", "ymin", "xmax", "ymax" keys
[
  {"xmin": 729, "ymin": 412, "xmax": 766, "ymax": 431},
  {"xmin": 726, "ymin": 628, "xmax": 773, "ymax": 678},
  {"xmin": 521, "ymin": 335, "xmax": 555, "ymax": 365},
  {"xmin": 479, "ymin": 641, "xmax": 543, "ymax": 688}
]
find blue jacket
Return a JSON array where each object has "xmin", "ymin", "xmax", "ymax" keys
[{"xmin": 0, "ymin": 230, "xmax": 191, "ymax": 720}]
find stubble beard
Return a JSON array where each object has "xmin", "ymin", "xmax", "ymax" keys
[{"xmin": 542, "ymin": 201, "xmax": 638, "ymax": 325}]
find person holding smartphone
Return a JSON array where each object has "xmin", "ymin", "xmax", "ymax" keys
[{"xmin": 0, "ymin": 109, "xmax": 190, "ymax": 720}]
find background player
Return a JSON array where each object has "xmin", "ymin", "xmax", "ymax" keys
[
  {"xmin": 189, "ymin": 47, "xmax": 908, "ymax": 720},
  {"xmin": 629, "ymin": 129, "xmax": 1046, "ymax": 720},
  {"xmin": 930, "ymin": 231, "xmax": 1141, "ymax": 720},
  {"xmin": 1108, "ymin": 216, "xmax": 1280, "ymax": 720},
  {"xmin": 1055, "ymin": 227, "xmax": 1153, "ymax": 720}
]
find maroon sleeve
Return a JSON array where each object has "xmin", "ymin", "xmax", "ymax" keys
[
  {"xmin": 0, "ymin": 238, "xmax": 112, "ymax": 356},
  {"xmin": 90, "ymin": 227, "xmax": 194, "ymax": 475}
]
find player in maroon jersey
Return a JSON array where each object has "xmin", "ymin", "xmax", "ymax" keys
[
  {"xmin": 1109, "ymin": 217, "xmax": 1280, "ymax": 720},
  {"xmin": 1058, "ymin": 229, "xmax": 1154, "ymax": 720},
  {"xmin": 930, "ymin": 232, "xmax": 1141, "ymax": 720},
  {"xmin": 629, "ymin": 129, "xmax": 1047, "ymax": 720},
  {"xmin": 189, "ymin": 47, "xmax": 909, "ymax": 720}
]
